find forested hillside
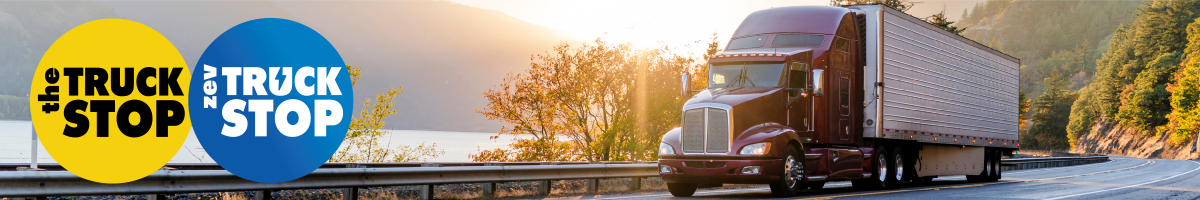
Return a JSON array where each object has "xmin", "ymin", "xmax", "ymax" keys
[
  {"xmin": 965, "ymin": 0, "xmax": 1200, "ymax": 157},
  {"xmin": 958, "ymin": 0, "xmax": 1149, "ymax": 150},
  {"xmin": 1070, "ymin": 0, "xmax": 1200, "ymax": 149}
]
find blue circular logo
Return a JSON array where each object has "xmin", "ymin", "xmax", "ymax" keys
[{"xmin": 188, "ymin": 18, "xmax": 351, "ymax": 183}]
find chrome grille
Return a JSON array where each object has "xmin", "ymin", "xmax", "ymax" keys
[
  {"xmin": 707, "ymin": 109, "xmax": 729, "ymax": 153},
  {"xmin": 682, "ymin": 109, "xmax": 706, "ymax": 153},
  {"xmin": 680, "ymin": 107, "xmax": 731, "ymax": 154}
]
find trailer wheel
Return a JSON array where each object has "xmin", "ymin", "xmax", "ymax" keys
[
  {"xmin": 667, "ymin": 183, "xmax": 697, "ymax": 197},
  {"xmin": 852, "ymin": 146, "xmax": 888, "ymax": 189},
  {"xmin": 990, "ymin": 149, "xmax": 1002, "ymax": 181},
  {"xmin": 967, "ymin": 149, "xmax": 990, "ymax": 182},
  {"xmin": 890, "ymin": 146, "xmax": 911, "ymax": 187},
  {"xmin": 770, "ymin": 145, "xmax": 805, "ymax": 197}
]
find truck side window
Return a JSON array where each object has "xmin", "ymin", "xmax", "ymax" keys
[
  {"xmin": 840, "ymin": 76, "xmax": 850, "ymax": 109},
  {"xmin": 833, "ymin": 37, "xmax": 849, "ymax": 53}
]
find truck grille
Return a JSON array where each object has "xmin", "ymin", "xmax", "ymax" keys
[{"xmin": 681, "ymin": 107, "xmax": 731, "ymax": 153}]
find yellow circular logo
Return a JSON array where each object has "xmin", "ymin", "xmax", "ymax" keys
[{"xmin": 28, "ymin": 19, "xmax": 190, "ymax": 184}]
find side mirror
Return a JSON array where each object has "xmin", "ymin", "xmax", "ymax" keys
[
  {"xmin": 812, "ymin": 69, "xmax": 824, "ymax": 96},
  {"xmin": 681, "ymin": 72, "xmax": 690, "ymax": 97}
]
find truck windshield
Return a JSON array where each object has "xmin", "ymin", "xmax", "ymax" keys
[{"xmin": 708, "ymin": 62, "xmax": 786, "ymax": 89}]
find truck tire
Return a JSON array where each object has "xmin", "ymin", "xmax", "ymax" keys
[
  {"xmin": 770, "ymin": 145, "xmax": 805, "ymax": 197},
  {"xmin": 667, "ymin": 183, "xmax": 697, "ymax": 197},
  {"xmin": 990, "ymin": 149, "xmax": 1002, "ymax": 181},
  {"xmin": 969, "ymin": 149, "xmax": 998, "ymax": 182},
  {"xmin": 852, "ymin": 147, "xmax": 888, "ymax": 189},
  {"xmin": 889, "ymin": 146, "xmax": 911, "ymax": 187}
]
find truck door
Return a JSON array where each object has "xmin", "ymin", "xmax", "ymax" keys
[
  {"xmin": 830, "ymin": 35, "xmax": 854, "ymax": 142},
  {"xmin": 787, "ymin": 60, "xmax": 813, "ymax": 135}
]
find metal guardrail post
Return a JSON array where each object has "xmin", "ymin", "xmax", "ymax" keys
[
  {"xmin": 419, "ymin": 163, "xmax": 442, "ymax": 200},
  {"xmin": 481, "ymin": 163, "xmax": 501, "ymax": 198},
  {"xmin": 145, "ymin": 194, "xmax": 167, "ymax": 200},
  {"xmin": 482, "ymin": 182, "xmax": 497, "ymax": 198},
  {"xmin": 253, "ymin": 190, "xmax": 271, "ymax": 200},
  {"xmin": 586, "ymin": 179, "xmax": 599, "ymax": 193},
  {"xmin": 630, "ymin": 177, "xmax": 642, "ymax": 191},
  {"xmin": 536, "ymin": 181, "xmax": 550, "ymax": 196},
  {"xmin": 536, "ymin": 162, "xmax": 554, "ymax": 196},
  {"xmin": 343, "ymin": 187, "xmax": 358, "ymax": 200},
  {"xmin": 419, "ymin": 185, "xmax": 434, "ymax": 200}
]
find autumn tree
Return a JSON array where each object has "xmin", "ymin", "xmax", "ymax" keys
[
  {"xmin": 330, "ymin": 65, "xmax": 445, "ymax": 162},
  {"xmin": 1018, "ymin": 91, "xmax": 1029, "ymax": 129},
  {"xmin": 1163, "ymin": 17, "xmax": 1200, "ymax": 145},
  {"xmin": 473, "ymin": 38, "xmax": 717, "ymax": 162}
]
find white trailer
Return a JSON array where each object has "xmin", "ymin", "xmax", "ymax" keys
[{"xmin": 849, "ymin": 4, "xmax": 1020, "ymax": 177}]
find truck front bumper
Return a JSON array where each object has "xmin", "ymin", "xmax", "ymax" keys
[{"xmin": 658, "ymin": 158, "xmax": 783, "ymax": 184}]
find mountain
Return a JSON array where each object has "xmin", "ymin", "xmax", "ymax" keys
[
  {"xmin": 0, "ymin": 1, "xmax": 122, "ymax": 120},
  {"xmin": 94, "ymin": 0, "xmax": 572, "ymax": 132}
]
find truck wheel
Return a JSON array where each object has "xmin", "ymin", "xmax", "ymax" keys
[
  {"xmin": 769, "ymin": 145, "xmax": 805, "ymax": 197},
  {"xmin": 667, "ymin": 183, "xmax": 697, "ymax": 197},
  {"xmin": 889, "ymin": 146, "xmax": 911, "ymax": 187},
  {"xmin": 990, "ymin": 149, "xmax": 1002, "ymax": 181},
  {"xmin": 852, "ymin": 147, "xmax": 888, "ymax": 189},
  {"xmin": 969, "ymin": 149, "xmax": 995, "ymax": 182}
]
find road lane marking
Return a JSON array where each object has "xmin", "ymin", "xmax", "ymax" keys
[
  {"xmin": 590, "ymin": 182, "xmax": 855, "ymax": 199},
  {"xmin": 794, "ymin": 182, "xmax": 1013, "ymax": 200},
  {"xmin": 1043, "ymin": 160, "xmax": 1200, "ymax": 200},
  {"xmin": 794, "ymin": 160, "xmax": 1155, "ymax": 200},
  {"xmin": 590, "ymin": 188, "xmax": 770, "ymax": 199},
  {"xmin": 1021, "ymin": 160, "xmax": 1154, "ymax": 181},
  {"xmin": 1034, "ymin": 180, "xmax": 1200, "ymax": 193}
]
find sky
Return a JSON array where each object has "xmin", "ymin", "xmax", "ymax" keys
[{"xmin": 445, "ymin": 0, "xmax": 983, "ymax": 52}]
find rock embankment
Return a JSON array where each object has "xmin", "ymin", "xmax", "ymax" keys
[{"xmin": 1071, "ymin": 117, "xmax": 1199, "ymax": 160}]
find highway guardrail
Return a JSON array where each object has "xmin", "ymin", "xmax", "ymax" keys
[
  {"xmin": 1000, "ymin": 156, "xmax": 1109, "ymax": 170},
  {"xmin": 0, "ymin": 156, "xmax": 1109, "ymax": 200}
]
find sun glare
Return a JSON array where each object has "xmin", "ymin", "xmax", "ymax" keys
[{"xmin": 448, "ymin": 0, "xmax": 825, "ymax": 51}]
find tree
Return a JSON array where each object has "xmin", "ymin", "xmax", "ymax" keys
[
  {"xmin": 330, "ymin": 65, "xmax": 445, "ymax": 162},
  {"xmin": 830, "ymin": 0, "xmax": 918, "ymax": 12},
  {"xmin": 1115, "ymin": 52, "xmax": 1180, "ymax": 135},
  {"xmin": 1019, "ymin": 91, "xmax": 1030, "ymax": 129},
  {"xmin": 1024, "ymin": 72, "xmax": 1076, "ymax": 150},
  {"xmin": 1066, "ymin": 86, "xmax": 1099, "ymax": 149},
  {"xmin": 1163, "ymin": 17, "xmax": 1200, "ymax": 145},
  {"xmin": 472, "ymin": 37, "xmax": 716, "ymax": 162},
  {"xmin": 925, "ymin": 9, "xmax": 966, "ymax": 34}
]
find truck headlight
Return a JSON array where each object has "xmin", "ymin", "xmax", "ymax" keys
[
  {"xmin": 659, "ymin": 143, "xmax": 675, "ymax": 155},
  {"xmin": 739, "ymin": 142, "xmax": 771, "ymax": 155}
]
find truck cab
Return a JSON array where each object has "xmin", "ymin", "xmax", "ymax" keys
[{"xmin": 658, "ymin": 5, "xmax": 1017, "ymax": 197}]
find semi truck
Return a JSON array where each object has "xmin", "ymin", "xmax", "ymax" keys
[{"xmin": 656, "ymin": 4, "xmax": 1019, "ymax": 197}]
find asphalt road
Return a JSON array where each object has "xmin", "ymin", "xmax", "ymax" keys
[{"xmin": 584, "ymin": 156, "xmax": 1200, "ymax": 200}]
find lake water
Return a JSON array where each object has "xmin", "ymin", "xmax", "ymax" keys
[{"xmin": 0, "ymin": 120, "xmax": 520, "ymax": 163}]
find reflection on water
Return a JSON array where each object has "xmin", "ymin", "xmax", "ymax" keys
[{"xmin": 0, "ymin": 120, "xmax": 519, "ymax": 163}]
